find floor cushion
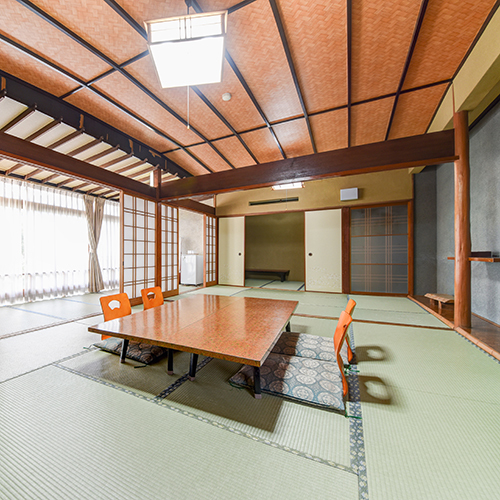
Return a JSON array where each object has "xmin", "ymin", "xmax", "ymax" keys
[
  {"xmin": 272, "ymin": 332, "xmax": 353, "ymax": 365},
  {"xmin": 94, "ymin": 337, "xmax": 168, "ymax": 365},
  {"xmin": 229, "ymin": 353, "xmax": 345, "ymax": 412}
]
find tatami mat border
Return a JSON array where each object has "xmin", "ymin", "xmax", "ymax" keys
[{"xmin": 0, "ymin": 312, "xmax": 102, "ymax": 340}]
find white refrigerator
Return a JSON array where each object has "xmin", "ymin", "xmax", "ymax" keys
[{"xmin": 180, "ymin": 254, "xmax": 204, "ymax": 285}]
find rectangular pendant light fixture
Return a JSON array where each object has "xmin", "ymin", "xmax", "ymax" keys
[
  {"xmin": 145, "ymin": 11, "xmax": 228, "ymax": 89},
  {"xmin": 272, "ymin": 182, "xmax": 304, "ymax": 191}
]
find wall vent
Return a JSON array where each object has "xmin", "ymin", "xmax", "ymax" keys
[{"xmin": 249, "ymin": 197, "xmax": 299, "ymax": 206}]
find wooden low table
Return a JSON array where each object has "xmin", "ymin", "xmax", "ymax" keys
[
  {"xmin": 88, "ymin": 294, "xmax": 298, "ymax": 398},
  {"xmin": 245, "ymin": 269, "xmax": 290, "ymax": 282},
  {"xmin": 424, "ymin": 293, "xmax": 454, "ymax": 313}
]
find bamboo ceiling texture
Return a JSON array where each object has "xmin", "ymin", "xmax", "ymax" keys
[{"xmin": 0, "ymin": 0, "xmax": 498, "ymax": 199}]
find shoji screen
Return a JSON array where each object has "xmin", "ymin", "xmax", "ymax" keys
[
  {"xmin": 350, "ymin": 204, "xmax": 409, "ymax": 294},
  {"xmin": 121, "ymin": 193, "xmax": 156, "ymax": 300},
  {"xmin": 160, "ymin": 203, "xmax": 179, "ymax": 295},
  {"xmin": 205, "ymin": 215, "xmax": 217, "ymax": 286}
]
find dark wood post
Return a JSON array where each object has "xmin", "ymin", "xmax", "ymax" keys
[
  {"xmin": 154, "ymin": 167, "xmax": 162, "ymax": 288},
  {"xmin": 453, "ymin": 110, "xmax": 471, "ymax": 328}
]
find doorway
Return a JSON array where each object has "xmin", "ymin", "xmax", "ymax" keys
[{"xmin": 245, "ymin": 212, "xmax": 305, "ymax": 290}]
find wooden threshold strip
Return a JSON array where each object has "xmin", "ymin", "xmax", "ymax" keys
[{"xmin": 408, "ymin": 295, "xmax": 500, "ymax": 362}]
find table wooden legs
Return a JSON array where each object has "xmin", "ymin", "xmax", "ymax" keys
[
  {"xmin": 120, "ymin": 339, "xmax": 129, "ymax": 363},
  {"xmin": 253, "ymin": 366, "xmax": 261, "ymax": 399},
  {"xmin": 189, "ymin": 353, "xmax": 199, "ymax": 381},
  {"xmin": 167, "ymin": 349, "xmax": 174, "ymax": 375}
]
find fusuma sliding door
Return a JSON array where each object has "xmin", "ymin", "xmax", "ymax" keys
[
  {"xmin": 305, "ymin": 209, "xmax": 342, "ymax": 292},
  {"xmin": 218, "ymin": 216, "xmax": 244, "ymax": 286}
]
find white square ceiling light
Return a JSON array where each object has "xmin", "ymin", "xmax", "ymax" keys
[{"xmin": 145, "ymin": 11, "xmax": 228, "ymax": 89}]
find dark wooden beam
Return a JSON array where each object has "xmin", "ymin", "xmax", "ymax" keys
[
  {"xmin": 0, "ymin": 132, "xmax": 155, "ymax": 199},
  {"xmin": 167, "ymin": 198, "xmax": 216, "ymax": 216},
  {"xmin": 161, "ymin": 130, "xmax": 456, "ymax": 200},
  {"xmin": 268, "ymin": 0, "xmax": 316, "ymax": 153},
  {"xmin": 385, "ymin": 0, "xmax": 429, "ymax": 140}
]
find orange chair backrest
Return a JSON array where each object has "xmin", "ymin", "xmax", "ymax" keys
[
  {"xmin": 333, "ymin": 310, "xmax": 353, "ymax": 396},
  {"xmin": 141, "ymin": 286, "xmax": 164, "ymax": 310},
  {"xmin": 100, "ymin": 293, "xmax": 131, "ymax": 321},
  {"xmin": 345, "ymin": 299, "xmax": 356, "ymax": 316}
]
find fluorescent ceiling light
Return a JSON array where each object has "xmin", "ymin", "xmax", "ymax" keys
[
  {"xmin": 145, "ymin": 11, "xmax": 227, "ymax": 89},
  {"xmin": 272, "ymin": 182, "xmax": 304, "ymax": 190}
]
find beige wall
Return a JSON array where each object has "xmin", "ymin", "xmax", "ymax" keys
[
  {"xmin": 245, "ymin": 212, "xmax": 305, "ymax": 281},
  {"xmin": 216, "ymin": 169, "xmax": 413, "ymax": 217}
]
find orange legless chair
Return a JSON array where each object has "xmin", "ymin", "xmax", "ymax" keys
[
  {"xmin": 99, "ymin": 293, "xmax": 131, "ymax": 363},
  {"xmin": 344, "ymin": 299, "xmax": 357, "ymax": 364},
  {"xmin": 140, "ymin": 286, "xmax": 174, "ymax": 375},
  {"xmin": 334, "ymin": 310, "xmax": 354, "ymax": 397},
  {"xmin": 141, "ymin": 286, "xmax": 164, "ymax": 310}
]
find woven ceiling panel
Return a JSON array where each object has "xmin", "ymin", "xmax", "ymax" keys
[
  {"xmin": 1, "ymin": 0, "xmax": 111, "ymax": 81},
  {"xmin": 211, "ymin": 136, "xmax": 256, "ymax": 169},
  {"xmin": 389, "ymin": 83, "xmax": 449, "ymax": 140},
  {"xmin": 240, "ymin": 128, "xmax": 284, "ymax": 164},
  {"xmin": 187, "ymin": 143, "xmax": 233, "ymax": 172},
  {"xmin": 65, "ymin": 88, "xmax": 176, "ymax": 153},
  {"xmin": 93, "ymin": 72, "xmax": 201, "ymax": 147},
  {"xmin": 273, "ymin": 119, "xmax": 314, "ymax": 158},
  {"xmin": 352, "ymin": 0, "xmax": 420, "ymax": 102},
  {"xmin": 116, "ymin": 0, "xmax": 187, "ymax": 27},
  {"xmin": 126, "ymin": 57, "xmax": 233, "ymax": 141},
  {"xmin": 310, "ymin": 109, "xmax": 349, "ymax": 153},
  {"xmin": 0, "ymin": 41, "xmax": 76, "ymax": 97},
  {"xmin": 197, "ymin": 60, "xmax": 266, "ymax": 133},
  {"xmin": 403, "ymin": 0, "xmax": 497, "ymax": 89},
  {"xmin": 166, "ymin": 149, "xmax": 210, "ymax": 176},
  {"xmin": 220, "ymin": 0, "xmax": 302, "ymax": 122},
  {"xmin": 31, "ymin": 0, "xmax": 147, "ymax": 65},
  {"xmin": 276, "ymin": 0, "xmax": 347, "ymax": 113},
  {"xmin": 351, "ymin": 97, "xmax": 395, "ymax": 147}
]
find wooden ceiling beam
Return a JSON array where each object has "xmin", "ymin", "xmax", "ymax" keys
[
  {"xmin": 385, "ymin": 0, "xmax": 429, "ymax": 140},
  {"xmin": 166, "ymin": 198, "xmax": 216, "ymax": 216},
  {"xmin": 160, "ymin": 130, "xmax": 456, "ymax": 200},
  {"xmin": 0, "ymin": 132, "xmax": 155, "ymax": 199},
  {"xmin": 24, "ymin": 118, "xmax": 62, "ymax": 141},
  {"xmin": 0, "ymin": 105, "xmax": 37, "ymax": 133},
  {"xmin": 269, "ymin": 0, "xmax": 317, "ymax": 154}
]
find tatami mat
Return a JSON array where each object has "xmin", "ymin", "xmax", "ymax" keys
[
  {"xmin": 61, "ymin": 348, "xmax": 200, "ymax": 399},
  {"xmin": 289, "ymin": 315, "xmax": 338, "ymax": 337},
  {"xmin": 244, "ymin": 278, "xmax": 274, "ymax": 287},
  {"xmin": 349, "ymin": 294, "xmax": 430, "ymax": 313},
  {"xmin": 164, "ymin": 358, "xmax": 353, "ymax": 468},
  {"xmin": 0, "ymin": 322, "xmax": 96, "ymax": 383},
  {"xmin": 0, "ymin": 366, "xmax": 359, "ymax": 500},
  {"xmin": 187, "ymin": 285, "xmax": 247, "ymax": 296},
  {"xmin": 354, "ymin": 321, "xmax": 500, "ymax": 500},
  {"xmin": 261, "ymin": 280, "xmax": 305, "ymax": 291}
]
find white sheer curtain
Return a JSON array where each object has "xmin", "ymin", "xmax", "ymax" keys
[
  {"xmin": 1, "ymin": 178, "xmax": 87, "ymax": 304},
  {"xmin": 98, "ymin": 199, "xmax": 120, "ymax": 290}
]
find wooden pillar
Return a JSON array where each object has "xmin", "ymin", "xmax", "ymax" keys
[
  {"xmin": 154, "ymin": 167, "xmax": 162, "ymax": 288},
  {"xmin": 453, "ymin": 110, "xmax": 471, "ymax": 328}
]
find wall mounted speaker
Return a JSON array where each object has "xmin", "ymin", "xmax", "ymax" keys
[{"xmin": 340, "ymin": 187, "xmax": 359, "ymax": 201}]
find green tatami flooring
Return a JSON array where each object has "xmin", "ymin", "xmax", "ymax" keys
[{"xmin": 1, "ymin": 286, "xmax": 499, "ymax": 499}]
